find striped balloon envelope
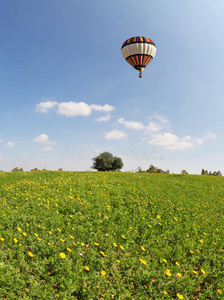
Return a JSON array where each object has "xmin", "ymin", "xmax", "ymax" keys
[{"xmin": 121, "ymin": 36, "xmax": 156, "ymax": 78}]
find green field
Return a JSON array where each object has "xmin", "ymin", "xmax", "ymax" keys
[{"xmin": 0, "ymin": 171, "xmax": 223, "ymax": 299}]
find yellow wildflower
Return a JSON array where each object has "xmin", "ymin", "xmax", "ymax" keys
[
  {"xmin": 177, "ymin": 294, "xmax": 184, "ymax": 299},
  {"xmin": 100, "ymin": 251, "xmax": 107, "ymax": 257},
  {"xmin": 139, "ymin": 259, "xmax": 147, "ymax": 265},
  {"xmin": 13, "ymin": 238, "xmax": 18, "ymax": 243},
  {"xmin": 120, "ymin": 245, "xmax": 124, "ymax": 250},
  {"xmin": 217, "ymin": 290, "xmax": 222, "ymax": 294},
  {"xmin": 163, "ymin": 291, "xmax": 168, "ymax": 295},
  {"xmin": 177, "ymin": 273, "xmax": 182, "ymax": 277},
  {"xmin": 101, "ymin": 270, "xmax": 106, "ymax": 276},
  {"xmin": 28, "ymin": 252, "xmax": 34, "ymax": 257},
  {"xmin": 141, "ymin": 246, "xmax": 146, "ymax": 252},
  {"xmin": 165, "ymin": 269, "xmax": 172, "ymax": 276},
  {"xmin": 84, "ymin": 266, "xmax": 90, "ymax": 271},
  {"xmin": 113, "ymin": 243, "xmax": 117, "ymax": 247},
  {"xmin": 201, "ymin": 269, "xmax": 205, "ymax": 274},
  {"xmin": 60, "ymin": 252, "xmax": 66, "ymax": 259}
]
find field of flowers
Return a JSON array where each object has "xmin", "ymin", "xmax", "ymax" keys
[{"xmin": 0, "ymin": 171, "xmax": 223, "ymax": 299}]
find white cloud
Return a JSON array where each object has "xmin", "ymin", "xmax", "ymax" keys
[
  {"xmin": 57, "ymin": 101, "xmax": 92, "ymax": 117},
  {"xmin": 43, "ymin": 147, "xmax": 53, "ymax": 151},
  {"xmin": 117, "ymin": 116, "xmax": 164, "ymax": 133},
  {"xmin": 0, "ymin": 139, "xmax": 3, "ymax": 143},
  {"xmin": 117, "ymin": 118, "xmax": 145, "ymax": 130},
  {"xmin": 6, "ymin": 141, "xmax": 15, "ymax": 148},
  {"xmin": 34, "ymin": 134, "xmax": 49, "ymax": 143},
  {"xmin": 91, "ymin": 104, "xmax": 114, "ymax": 112},
  {"xmin": 204, "ymin": 131, "xmax": 216, "ymax": 139},
  {"xmin": 95, "ymin": 115, "xmax": 111, "ymax": 122},
  {"xmin": 105, "ymin": 130, "xmax": 127, "ymax": 140},
  {"xmin": 36, "ymin": 101, "xmax": 115, "ymax": 118},
  {"xmin": 194, "ymin": 138, "xmax": 204, "ymax": 145},
  {"xmin": 154, "ymin": 114, "xmax": 168, "ymax": 124},
  {"xmin": 166, "ymin": 141, "xmax": 194, "ymax": 150},
  {"xmin": 36, "ymin": 101, "xmax": 58, "ymax": 113},
  {"xmin": 147, "ymin": 128, "xmax": 216, "ymax": 151},
  {"xmin": 148, "ymin": 133, "xmax": 179, "ymax": 146},
  {"xmin": 148, "ymin": 133, "xmax": 194, "ymax": 150},
  {"xmin": 146, "ymin": 122, "xmax": 161, "ymax": 132},
  {"xmin": 33, "ymin": 134, "xmax": 56, "ymax": 145},
  {"xmin": 0, "ymin": 156, "xmax": 6, "ymax": 161}
]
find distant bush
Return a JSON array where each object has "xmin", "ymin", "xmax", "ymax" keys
[
  {"xmin": 201, "ymin": 169, "xmax": 222, "ymax": 176},
  {"xmin": 146, "ymin": 164, "xmax": 169, "ymax": 174},
  {"xmin": 30, "ymin": 168, "xmax": 39, "ymax": 172},
  {"xmin": 181, "ymin": 170, "xmax": 188, "ymax": 175},
  {"xmin": 11, "ymin": 167, "xmax": 23, "ymax": 172}
]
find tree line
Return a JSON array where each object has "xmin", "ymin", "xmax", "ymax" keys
[{"xmin": 7, "ymin": 152, "xmax": 223, "ymax": 176}]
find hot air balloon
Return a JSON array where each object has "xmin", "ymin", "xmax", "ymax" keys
[{"xmin": 121, "ymin": 36, "xmax": 156, "ymax": 78}]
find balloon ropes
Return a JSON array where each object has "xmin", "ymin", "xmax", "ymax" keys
[{"xmin": 121, "ymin": 36, "xmax": 156, "ymax": 78}]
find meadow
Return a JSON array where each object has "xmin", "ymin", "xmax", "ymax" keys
[{"xmin": 0, "ymin": 171, "xmax": 223, "ymax": 299}]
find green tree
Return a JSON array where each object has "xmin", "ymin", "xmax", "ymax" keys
[
  {"xmin": 92, "ymin": 152, "xmax": 123, "ymax": 171},
  {"xmin": 136, "ymin": 167, "xmax": 143, "ymax": 173},
  {"xmin": 112, "ymin": 157, "xmax": 123, "ymax": 171},
  {"xmin": 30, "ymin": 168, "xmax": 39, "ymax": 172},
  {"xmin": 11, "ymin": 167, "xmax": 23, "ymax": 172},
  {"xmin": 146, "ymin": 165, "xmax": 157, "ymax": 173},
  {"xmin": 146, "ymin": 165, "xmax": 169, "ymax": 174},
  {"xmin": 201, "ymin": 169, "xmax": 208, "ymax": 175},
  {"xmin": 181, "ymin": 170, "xmax": 188, "ymax": 175}
]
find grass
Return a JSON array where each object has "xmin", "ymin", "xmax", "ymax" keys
[{"xmin": 0, "ymin": 171, "xmax": 223, "ymax": 299}]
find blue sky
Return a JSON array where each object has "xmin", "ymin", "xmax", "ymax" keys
[{"xmin": 0, "ymin": 0, "xmax": 224, "ymax": 173}]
